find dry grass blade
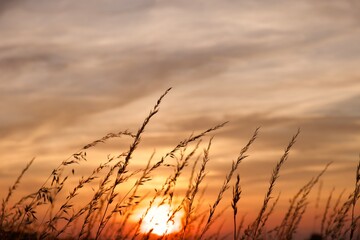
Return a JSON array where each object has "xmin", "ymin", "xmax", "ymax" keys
[
  {"xmin": 321, "ymin": 188, "xmax": 335, "ymax": 236},
  {"xmin": 350, "ymin": 157, "xmax": 360, "ymax": 240},
  {"xmin": 245, "ymin": 129, "xmax": 300, "ymax": 240},
  {"xmin": 13, "ymin": 128, "xmax": 134, "ymax": 236},
  {"xmin": 261, "ymin": 192, "xmax": 280, "ymax": 236},
  {"xmin": 284, "ymin": 163, "xmax": 331, "ymax": 239},
  {"xmin": 0, "ymin": 158, "xmax": 35, "ymax": 233},
  {"xmin": 182, "ymin": 139, "xmax": 213, "ymax": 239},
  {"xmin": 94, "ymin": 88, "xmax": 172, "ymax": 240},
  {"xmin": 314, "ymin": 181, "xmax": 323, "ymax": 229},
  {"xmin": 129, "ymin": 124, "xmax": 226, "ymax": 240},
  {"xmin": 199, "ymin": 128, "xmax": 259, "ymax": 239},
  {"xmin": 149, "ymin": 121, "xmax": 228, "ymax": 174},
  {"xmin": 232, "ymin": 174, "xmax": 241, "ymax": 240},
  {"xmin": 324, "ymin": 189, "xmax": 346, "ymax": 238},
  {"xmin": 116, "ymin": 152, "xmax": 155, "ymax": 237}
]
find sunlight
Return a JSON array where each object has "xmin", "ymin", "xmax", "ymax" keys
[{"xmin": 139, "ymin": 204, "xmax": 184, "ymax": 236}]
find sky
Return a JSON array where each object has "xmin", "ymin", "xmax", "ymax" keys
[{"xmin": 0, "ymin": 0, "xmax": 359, "ymax": 238}]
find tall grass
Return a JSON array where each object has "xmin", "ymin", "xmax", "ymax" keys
[{"xmin": 0, "ymin": 89, "xmax": 359, "ymax": 240}]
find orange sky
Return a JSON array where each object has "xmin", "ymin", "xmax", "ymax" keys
[{"xmin": 0, "ymin": 1, "xmax": 359, "ymax": 239}]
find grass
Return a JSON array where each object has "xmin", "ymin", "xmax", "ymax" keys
[{"xmin": 0, "ymin": 88, "xmax": 359, "ymax": 240}]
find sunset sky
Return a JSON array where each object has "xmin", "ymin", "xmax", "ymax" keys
[{"xmin": 0, "ymin": 0, "xmax": 359, "ymax": 238}]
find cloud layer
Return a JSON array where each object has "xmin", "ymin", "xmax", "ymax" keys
[{"xmin": 0, "ymin": 1, "xmax": 359, "ymax": 234}]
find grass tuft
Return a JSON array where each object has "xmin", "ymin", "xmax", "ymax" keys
[{"xmin": 0, "ymin": 90, "xmax": 358, "ymax": 240}]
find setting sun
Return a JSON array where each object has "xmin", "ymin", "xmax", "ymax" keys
[{"xmin": 140, "ymin": 204, "xmax": 184, "ymax": 236}]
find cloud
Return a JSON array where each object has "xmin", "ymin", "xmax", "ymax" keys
[
  {"xmin": 0, "ymin": 0, "xmax": 359, "ymax": 204},
  {"xmin": 0, "ymin": 0, "xmax": 23, "ymax": 15},
  {"xmin": 320, "ymin": 94, "xmax": 360, "ymax": 117},
  {"xmin": 136, "ymin": 110, "xmax": 359, "ymax": 184}
]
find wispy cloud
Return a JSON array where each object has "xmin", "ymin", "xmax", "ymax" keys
[{"xmin": 0, "ymin": 1, "xmax": 359, "ymax": 212}]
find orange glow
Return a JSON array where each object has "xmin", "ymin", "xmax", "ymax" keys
[{"xmin": 139, "ymin": 204, "xmax": 184, "ymax": 236}]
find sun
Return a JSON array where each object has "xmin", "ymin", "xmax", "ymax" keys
[{"xmin": 140, "ymin": 204, "xmax": 184, "ymax": 236}]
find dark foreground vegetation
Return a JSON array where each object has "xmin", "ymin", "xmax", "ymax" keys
[{"xmin": 1, "ymin": 89, "xmax": 359, "ymax": 240}]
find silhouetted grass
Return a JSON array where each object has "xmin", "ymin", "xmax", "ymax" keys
[{"xmin": 0, "ymin": 89, "xmax": 359, "ymax": 240}]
